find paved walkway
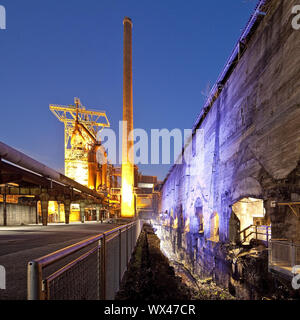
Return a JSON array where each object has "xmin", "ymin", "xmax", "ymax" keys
[{"xmin": 0, "ymin": 222, "xmax": 119, "ymax": 300}]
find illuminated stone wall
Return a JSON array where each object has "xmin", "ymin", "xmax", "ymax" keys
[
  {"xmin": 159, "ymin": 0, "xmax": 300, "ymax": 298},
  {"xmin": 161, "ymin": 0, "xmax": 300, "ymax": 243}
]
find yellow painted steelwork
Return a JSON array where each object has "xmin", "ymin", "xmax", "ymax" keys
[{"xmin": 50, "ymin": 98, "xmax": 110, "ymax": 187}]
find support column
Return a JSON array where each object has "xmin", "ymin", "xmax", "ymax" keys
[
  {"xmin": 40, "ymin": 193, "xmax": 50, "ymax": 226},
  {"xmin": 41, "ymin": 201, "xmax": 48, "ymax": 226},
  {"xmin": 35, "ymin": 200, "xmax": 38, "ymax": 225},
  {"xmin": 80, "ymin": 201, "xmax": 86, "ymax": 224},
  {"xmin": 64, "ymin": 200, "xmax": 71, "ymax": 225},
  {"xmin": 57, "ymin": 195, "xmax": 72, "ymax": 225},
  {"xmin": 57, "ymin": 202, "xmax": 60, "ymax": 223},
  {"xmin": 96, "ymin": 206, "xmax": 100, "ymax": 223}
]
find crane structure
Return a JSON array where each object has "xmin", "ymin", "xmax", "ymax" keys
[{"xmin": 50, "ymin": 98, "xmax": 110, "ymax": 188}]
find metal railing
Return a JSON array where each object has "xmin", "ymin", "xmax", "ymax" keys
[
  {"xmin": 27, "ymin": 220, "xmax": 142, "ymax": 300},
  {"xmin": 268, "ymin": 240, "xmax": 300, "ymax": 277},
  {"xmin": 239, "ymin": 225, "xmax": 271, "ymax": 246}
]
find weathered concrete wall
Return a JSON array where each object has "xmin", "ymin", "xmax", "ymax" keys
[
  {"xmin": 159, "ymin": 0, "xmax": 300, "ymax": 299},
  {"xmin": 0, "ymin": 203, "xmax": 36, "ymax": 225},
  {"xmin": 161, "ymin": 0, "xmax": 300, "ymax": 245}
]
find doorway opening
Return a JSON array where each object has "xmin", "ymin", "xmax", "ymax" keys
[{"xmin": 232, "ymin": 197, "xmax": 270, "ymax": 244}]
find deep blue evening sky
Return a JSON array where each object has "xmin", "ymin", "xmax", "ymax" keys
[{"xmin": 0, "ymin": 0, "xmax": 257, "ymax": 180}]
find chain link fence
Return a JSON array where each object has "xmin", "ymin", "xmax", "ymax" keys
[{"xmin": 27, "ymin": 220, "xmax": 142, "ymax": 300}]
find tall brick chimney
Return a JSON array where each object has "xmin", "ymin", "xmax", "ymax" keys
[{"xmin": 121, "ymin": 17, "xmax": 135, "ymax": 217}]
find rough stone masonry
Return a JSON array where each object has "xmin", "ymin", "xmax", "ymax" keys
[{"xmin": 158, "ymin": 0, "xmax": 300, "ymax": 299}]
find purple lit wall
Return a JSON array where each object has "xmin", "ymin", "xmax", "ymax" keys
[{"xmin": 160, "ymin": 0, "xmax": 300, "ymax": 244}]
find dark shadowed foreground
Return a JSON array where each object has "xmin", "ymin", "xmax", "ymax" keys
[{"xmin": 116, "ymin": 224, "xmax": 234, "ymax": 300}]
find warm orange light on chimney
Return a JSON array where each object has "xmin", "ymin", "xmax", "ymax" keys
[
  {"xmin": 121, "ymin": 17, "xmax": 135, "ymax": 218},
  {"xmin": 121, "ymin": 164, "xmax": 134, "ymax": 217}
]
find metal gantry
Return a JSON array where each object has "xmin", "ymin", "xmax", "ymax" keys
[
  {"xmin": 50, "ymin": 98, "xmax": 110, "ymax": 186},
  {"xmin": 50, "ymin": 97, "xmax": 110, "ymax": 150}
]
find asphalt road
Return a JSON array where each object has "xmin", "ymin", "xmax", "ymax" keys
[{"xmin": 0, "ymin": 222, "xmax": 120, "ymax": 300}]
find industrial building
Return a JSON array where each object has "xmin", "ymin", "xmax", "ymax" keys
[{"xmin": 0, "ymin": 16, "xmax": 159, "ymax": 226}]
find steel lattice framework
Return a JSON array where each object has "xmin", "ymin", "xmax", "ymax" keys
[
  {"xmin": 50, "ymin": 98, "xmax": 110, "ymax": 148},
  {"xmin": 50, "ymin": 98, "xmax": 110, "ymax": 185}
]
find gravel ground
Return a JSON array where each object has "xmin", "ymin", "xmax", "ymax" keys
[
  {"xmin": 171, "ymin": 261, "xmax": 235, "ymax": 300},
  {"xmin": 116, "ymin": 224, "xmax": 192, "ymax": 300},
  {"xmin": 116, "ymin": 224, "xmax": 234, "ymax": 300}
]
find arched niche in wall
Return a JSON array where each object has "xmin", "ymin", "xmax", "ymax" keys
[
  {"xmin": 232, "ymin": 197, "xmax": 265, "ymax": 230},
  {"xmin": 209, "ymin": 211, "xmax": 219, "ymax": 242},
  {"xmin": 231, "ymin": 197, "xmax": 268, "ymax": 244},
  {"xmin": 193, "ymin": 197, "xmax": 204, "ymax": 233},
  {"xmin": 177, "ymin": 204, "xmax": 184, "ymax": 230}
]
